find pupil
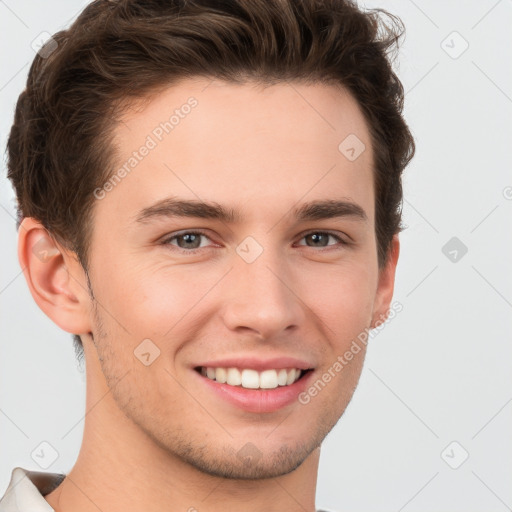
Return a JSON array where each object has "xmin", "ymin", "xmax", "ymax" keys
[
  {"xmin": 309, "ymin": 233, "xmax": 327, "ymax": 246},
  {"xmin": 180, "ymin": 234, "xmax": 200, "ymax": 248}
]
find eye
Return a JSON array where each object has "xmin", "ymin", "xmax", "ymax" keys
[
  {"xmin": 160, "ymin": 229, "xmax": 349, "ymax": 254},
  {"xmin": 296, "ymin": 231, "xmax": 348, "ymax": 249},
  {"xmin": 161, "ymin": 230, "xmax": 214, "ymax": 252}
]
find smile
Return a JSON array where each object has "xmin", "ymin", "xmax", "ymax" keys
[{"xmin": 196, "ymin": 366, "xmax": 310, "ymax": 389}]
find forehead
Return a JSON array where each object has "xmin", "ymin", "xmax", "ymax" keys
[
  {"xmin": 115, "ymin": 78, "xmax": 371, "ymax": 153},
  {"xmin": 103, "ymin": 78, "xmax": 374, "ymax": 225}
]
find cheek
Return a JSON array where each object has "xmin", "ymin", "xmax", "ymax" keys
[
  {"xmin": 92, "ymin": 244, "xmax": 377, "ymax": 344},
  {"xmin": 94, "ymin": 259, "xmax": 221, "ymax": 339},
  {"xmin": 298, "ymin": 259, "xmax": 377, "ymax": 339}
]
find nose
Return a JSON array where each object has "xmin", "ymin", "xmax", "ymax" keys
[{"xmin": 219, "ymin": 244, "xmax": 305, "ymax": 340}]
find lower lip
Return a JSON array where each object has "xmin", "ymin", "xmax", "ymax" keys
[{"xmin": 194, "ymin": 369, "xmax": 314, "ymax": 413}]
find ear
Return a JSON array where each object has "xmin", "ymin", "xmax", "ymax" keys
[
  {"xmin": 370, "ymin": 234, "xmax": 400, "ymax": 328},
  {"xmin": 18, "ymin": 217, "xmax": 92, "ymax": 335}
]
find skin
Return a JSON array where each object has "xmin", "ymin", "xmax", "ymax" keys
[{"xmin": 19, "ymin": 78, "xmax": 399, "ymax": 512}]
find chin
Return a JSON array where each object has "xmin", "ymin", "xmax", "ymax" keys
[{"xmin": 182, "ymin": 443, "xmax": 313, "ymax": 480}]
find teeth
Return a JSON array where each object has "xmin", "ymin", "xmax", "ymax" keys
[
  {"xmin": 286, "ymin": 368, "xmax": 297, "ymax": 386},
  {"xmin": 226, "ymin": 368, "xmax": 242, "ymax": 386},
  {"xmin": 260, "ymin": 369, "xmax": 278, "ymax": 389},
  {"xmin": 241, "ymin": 369, "xmax": 259, "ymax": 389},
  {"xmin": 277, "ymin": 369, "xmax": 288, "ymax": 386},
  {"xmin": 215, "ymin": 367, "xmax": 227, "ymax": 383},
  {"xmin": 200, "ymin": 367, "xmax": 304, "ymax": 389}
]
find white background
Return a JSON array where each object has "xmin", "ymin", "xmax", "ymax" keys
[{"xmin": 1, "ymin": 1, "xmax": 511, "ymax": 511}]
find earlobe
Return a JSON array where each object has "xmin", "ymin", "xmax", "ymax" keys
[
  {"xmin": 370, "ymin": 234, "xmax": 400, "ymax": 329},
  {"xmin": 18, "ymin": 218, "xmax": 92, "ymax": 335}
]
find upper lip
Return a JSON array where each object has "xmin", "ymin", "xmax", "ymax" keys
[{"xmin": 194, "ymin": 356, "xmax": 315, "ymax": 372}]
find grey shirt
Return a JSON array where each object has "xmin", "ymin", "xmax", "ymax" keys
[{"xmin": 0, "ymin": 467, "xmax": 333, "ymax": 511}]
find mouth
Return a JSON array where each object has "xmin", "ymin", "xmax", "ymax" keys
[
  {"xmin": 191, "ymin": 353, "xmax": 317, "ymax": 413},
  {"xmin": 194, "ymin": 366, "xmax": 314, "ymax": 390}
]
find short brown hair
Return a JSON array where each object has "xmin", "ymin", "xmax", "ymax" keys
[{"xmin": 7, "ymin": 0, "xmax": 414, "ymax": 359}]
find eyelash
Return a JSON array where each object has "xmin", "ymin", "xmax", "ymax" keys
[{"xmin": 160, "ymin": 230, "xmax": 349, "ymax": 254}]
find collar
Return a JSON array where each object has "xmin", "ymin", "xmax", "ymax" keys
[{"xmin": 0, "ymin": 467, "xmax": 65, "ymax": 512}]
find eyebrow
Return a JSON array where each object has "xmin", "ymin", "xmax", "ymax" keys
[{"xmin": 134, "ymin": 197, "xmax": 368, "ymax": 224}]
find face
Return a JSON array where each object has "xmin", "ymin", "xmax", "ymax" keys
[{"xmin": 83, "ymin": 78, "xmax": 395, "ymax": 479}]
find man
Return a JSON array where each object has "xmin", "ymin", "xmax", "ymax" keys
[{"xmin": 1, "ymin": 0, "xmax": 414, "ymax": 510}]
